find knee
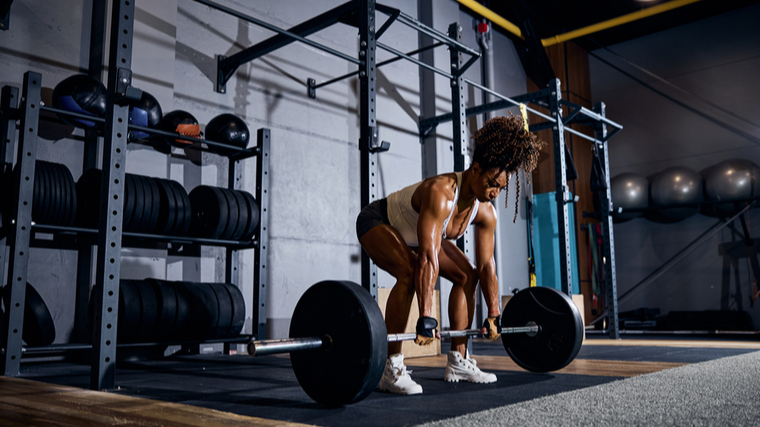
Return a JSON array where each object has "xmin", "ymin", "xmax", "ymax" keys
[
  {"xmin": 394, "ymin": 262, "xmax": 416, "ymax": 293},
  {"xmin": 452, "ymin": 267, "xmax": 478, "ymax": 295}
]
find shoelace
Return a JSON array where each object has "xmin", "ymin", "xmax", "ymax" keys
[{"xmin": 393, "ymin": 365, "xmax": 413, "ymax": 379}]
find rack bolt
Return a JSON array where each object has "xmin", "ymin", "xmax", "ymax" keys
[
  {"xmin": 361, "ymin": 41, "xmax": 367, "ymax": 47},
  {"xmin": 360, "ymin": 71, "xmax": 366, "ymax": 77},
  {"xmin": 370, "ymin": 26, "xmax": 375, "ymax": 32},
  {"xmin": 360, "ymin": 50, "xmax": 365, "ymax": 56}
]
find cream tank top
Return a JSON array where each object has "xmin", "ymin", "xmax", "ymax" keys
[{"xmin": 386, "ymin": 172, "xmax": 479, "ymax": 247}]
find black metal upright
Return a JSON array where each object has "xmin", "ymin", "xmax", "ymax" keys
[
  {"xmin": 0, "ymin": 86, "xmax": 19, "ymax": 303},
  {"xmin": 74, "ymin": 0, "xmax": 107, "ymax": 344},
  {"xmin": 548, "ymin": 78, "xmax": 573, "ymax": 296},
  {"xmin": 225, "ymin": 152, "xmax": 242, "ymax": 350},
  {"xmin": 253, "ymin": 129, "xmax": 271, "ymax": 340},
  {"xmin": 359, "ymin": 0, "xmax": 379, "ymax": 300},
  {"xmin": 448, "ymin": 22, "xmax": 472, "ymax": 258},
  {"xmin": 89, "ymin": 0, "xmax": 134, "ymax": 390},
  {"xmin": 1, "ymin": 73, "xmax": 38, "ymax": 376},
  {"xmin": 595, "ymin": 102, "xmax": 620, "ymax": 339}
]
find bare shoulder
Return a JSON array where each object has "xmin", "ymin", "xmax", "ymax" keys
[
  {"xmin": 475, "ymin": 200, "xmax": 498, "ymax": 229},
  {"xmin": 412, "ymin": 173, "xmax": 457, "ymax": 215}
]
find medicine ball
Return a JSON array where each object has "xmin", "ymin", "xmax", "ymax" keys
[
  {"xmin": 155, "ymin": 110, "xmax": 200, "ymax": 152},
  {"xmin": 52, "ymin": 74, "xmax": 107, "ymax": 128},
  {"xmin": 701, "ymin": 159, "xmax": 760, "ymax": 217},
  {"xmin": 646, "ymin": 166, "xmax": 703, "ymax": 223},
  {"xmin": 128, "ymin": 91, "xmax": 162, "ymax": 141},
  {"xmin": 609, "ymin": 172, "xmax": 648, "ymax": 222},
  {"xmin": 204, "ymin": 113, "xmax": 250, "ymax": 156}
]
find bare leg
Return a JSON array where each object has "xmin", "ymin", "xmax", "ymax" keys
[
  {"xmin": 359, "ymin": 225, "xmax": 417, "ymax": 355},
  {"xmin": 438, "ymin": 240, "xmax": 478, "ymax": 356}
]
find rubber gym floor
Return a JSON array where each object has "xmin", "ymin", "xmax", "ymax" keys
[{"xmin": 1, "ymin": 335, "xmax": 758, "ymax": 426}]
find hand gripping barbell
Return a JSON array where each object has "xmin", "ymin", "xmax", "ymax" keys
[{"xmin": 246, "ymin": 280, "xmax": 583, "ymax": 407}]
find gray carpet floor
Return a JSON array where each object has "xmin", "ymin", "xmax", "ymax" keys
[{"xmin": 418, "ymin": 349, "xmax": 760, "ymax": 427}]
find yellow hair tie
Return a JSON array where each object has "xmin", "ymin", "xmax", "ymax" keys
[{"xmin": 519, "ymin": 103, "xmax": 529, "ymax": 133}]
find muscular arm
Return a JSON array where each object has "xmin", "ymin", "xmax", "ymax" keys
[
  {"xmin": 475, "ymin": 203, "xmax": 501, "ymax": 317},
  {"xmin": 415, "ymin": 184, "xmax": 451, "ymax": 318}
]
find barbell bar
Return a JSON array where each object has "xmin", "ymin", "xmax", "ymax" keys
[
  {"xmin": 249, "ymin": 324, "xmax": 541, "ymax": 356},
  {"xmin": 243, "ymin": 280, "xmax": 583, "ymax": 407}
]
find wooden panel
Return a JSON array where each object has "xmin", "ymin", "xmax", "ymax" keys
[
  {"xmin": 378, "ymin": 288, "xmax": 441, "ymax": 358},
  {"xmin": 406, "ymin": 354, "xmax": 686, "ymax": 378},
  {"xmin": 0, "ymin": 377, "xmax": 315, "ymax": 427}
]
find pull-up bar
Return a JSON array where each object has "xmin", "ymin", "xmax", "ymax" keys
[{"xmin": 420, "ymin": 77, "xmax": 623, "ymax": 144}]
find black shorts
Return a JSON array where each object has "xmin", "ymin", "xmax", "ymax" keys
[{"xmin": 356, "ymin": 198, "xmax": 389, "ymax": 241}]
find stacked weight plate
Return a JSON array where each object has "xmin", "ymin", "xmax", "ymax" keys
[
  {"xmin": 1, "ymin": 282, "xmax": 56, "ymax": 346},
  {"xmin": 1, "ymin": 160, "xmax": 78, "ymax": 226},
  {"xmin": 90, "ymin": 279, "xmax": 245, "ymax": 343},
  {"xmin": 188, "ymin": 185, "xmax": 259, "ymax": 240},
  {"xmin": 76, "ymin": 169, "xmax": 192, "ymax": 235}
]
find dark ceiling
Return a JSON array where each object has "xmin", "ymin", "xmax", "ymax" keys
[{"xmin": 468, "ymin": 0, "xmax": 760, "ymax": 51}]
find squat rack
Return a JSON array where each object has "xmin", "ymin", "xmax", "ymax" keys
[{"xmin": 197, "ymin": 0, "xmax": 623, "ymax": 338}]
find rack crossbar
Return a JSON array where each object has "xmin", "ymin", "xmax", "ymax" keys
[
  {"xmin": 463, "ymin": 78, "xmax": 555, "ymax": 122},
  {"xmin": 315, "ymin": 42, "xmax": 444, "ymax": 90},
  {"xmin": 377, "ymin": 41, "xmax": 454, "ymax": 80},
  {"xmin": 561, "ymin": 100, "xmax": 623, "ymax": 130},
  {"xmin": 376, "ymin": 4, "xmax": 480, "ymax": 57},
  {"xmin": 196, "ymin": 0, "xmax": 361, "ymax": 76}
]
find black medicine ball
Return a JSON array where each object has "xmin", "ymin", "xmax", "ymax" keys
[
  {"xmin": 52, "ymin": 74, "xmax": 108, "ymax": 128},
  {"xmin": 128, "ymin": 91, "xmax": 163, "ymax": 141},
  {"xmin": 204, "ymin": 113, "xmax": 250, "ymax": 156}
]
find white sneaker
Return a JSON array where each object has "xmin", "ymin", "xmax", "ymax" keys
[
  {"xmin": 377, "ymin": 353, "xmax": 423, "ymax": 395},
  {"xmin": 444, "ymin": 351, "xmax": 497, "ymax": 383}
]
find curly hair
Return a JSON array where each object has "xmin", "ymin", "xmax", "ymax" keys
[{"xmin": 472, "ymin": 115, "xmax": 544, "ymax": 222}]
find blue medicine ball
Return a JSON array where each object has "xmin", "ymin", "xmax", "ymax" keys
[{"xmin": 52, "ymin": 74, "xmax": 107, "ymax": 128}]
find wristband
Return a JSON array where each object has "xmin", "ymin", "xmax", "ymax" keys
[{"xmin": 416, "ymin": 316, "xmax": 438, "ymax": 338}]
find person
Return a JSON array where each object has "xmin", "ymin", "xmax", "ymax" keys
[{"xmin": 355, "ymin": 115, "xmax": 543, "ymax": 395}]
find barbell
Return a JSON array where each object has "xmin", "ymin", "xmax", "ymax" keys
[{"xmin": 246, "ymin": 280, "xmax": 584, "ymax": 407}]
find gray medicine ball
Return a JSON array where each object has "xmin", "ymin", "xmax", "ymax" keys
[
  {"xmin": 701, "ymin": 159, "xmax": 760, "ymax": 217},
  {"xmin": 647, "ymin": 166, "xmax": 703, "ymax": 223},
  {"xmin": 610, "ymin": 173, "xmax": 649, "ymax": 222}
]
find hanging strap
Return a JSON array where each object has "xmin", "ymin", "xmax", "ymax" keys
[{"xmin": 590, "ymin": 144, "xmax": 608, "ymax": 191}]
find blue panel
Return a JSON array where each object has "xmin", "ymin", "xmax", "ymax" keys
[{"xmin": 532, "ymin": 192, "xmax": 580, "ymax": 294}]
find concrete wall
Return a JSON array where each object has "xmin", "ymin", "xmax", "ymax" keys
[
  {"xmin": 1, "ymin": 0, "xmax": 530, "ymax": 343},
  {"xmin": 590, "ymin": 4, "xmax": 760, "ymax": 328}
]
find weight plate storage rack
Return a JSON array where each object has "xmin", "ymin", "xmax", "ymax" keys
[{"xmin": 0, "ymin": 0, "xmax": 270, "ymax": 390}]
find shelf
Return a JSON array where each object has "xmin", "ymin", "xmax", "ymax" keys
[{"xmin": 28, "ymin": 224, "xmax": 259, "ymax": 251}]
